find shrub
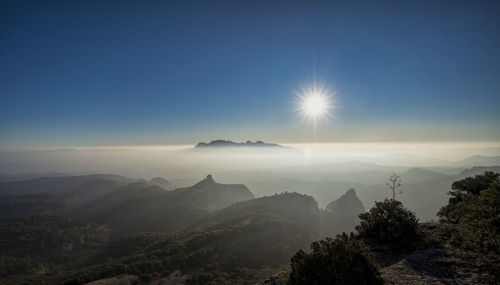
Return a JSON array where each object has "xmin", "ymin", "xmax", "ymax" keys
[
  {"xmin": 288, "ymin": 233, "xmax": 383, "ymax": 285},
  {"xmin": 449, "ymin": 183, "xmax": 500, "ymax": 282},
  {"xmin": 437, "ymin": 172, "xmax": 500, "ymax": 283},
  {"xmin": 356, "ymin": 199, "xmax": 418, "ymax": 245},
  {"xmin": 452, "ymin": 183, "xmax": 500, "ymax": 254},
  {"xmin": 438, "ymin": 171, "xmax": 499, "ymax": 224}
]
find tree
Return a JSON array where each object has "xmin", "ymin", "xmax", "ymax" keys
[
  {"xmin": 288, "ymin": 233, "xmax": 383, "ymax": 285},
  {"xmin": 437, "ymin": 171, "xmax": 499, "ymax": 223},
  {"xmin": 386, "ymin": 172, "xmax": 402, "ymax": 200},
  {"xmin": 436, "ymin": 172, "xmax": 500, "ymax": 282},
  {"xmin": 356, "ymin": 199, "xmax": 418, "ymax": 246}
]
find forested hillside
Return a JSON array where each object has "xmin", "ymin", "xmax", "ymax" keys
[{"xmin": 0, "ymin": 171, "xmax": 497, "ymax": 284}]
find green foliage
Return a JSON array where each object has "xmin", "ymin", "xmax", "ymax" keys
[
  {"xmin": 288, "ymin": 233, "xmax": 383, "ymax": 285},
  {"xmin": 0, "ymin": 215, "xmax": 109, "ymax": 284},
  {"xmin": 63, "ymin": 192, "xmax": 318, "ymax": 284},
  {"xmin": 65, "ymin": 220, "xmax": 310, "ymax": 284},
  {"xmin": 0, "ymin": 192, "xmax": 358, "ymax": 284},
  {"xmin": 355, "ymin": 199, "xmax": 418, "ymax": 246},
  {"xmin": 451, "ymin": 184, "xmax": 500, "ymax": 254},
  {"xmin": 437, "ymin": 172, "xmax": 500, "ymax": 283},
  {"xmin": 448, "ymin": 183, "xmax": 500, "ymax": 282},
  {"xmin": 0, "ymin": 215, "xmax": 109, "ymax": 260},
  {"xmin": 194, "ymin": 192, "xmax": 320, "ymax": 234},
  {"xmin": 0, "ymin": 193, "xmax": 75, "ymax": 219},
  {"xmin": 438, "ymin": 171, "xmax": 499, "ymax": 223}
]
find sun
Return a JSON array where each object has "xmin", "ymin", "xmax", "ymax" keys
[
  {"xmin": 303, "ymin": 94, "xmax": 329, "ymax": 118},
  {"xmin": 296, "ymin": 83, "xmax": 334, "ymax": 131}
]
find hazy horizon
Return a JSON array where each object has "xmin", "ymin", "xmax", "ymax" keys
[{"xmin": 2, "ymin": 141, "xmax": 500, "ymax": 178}]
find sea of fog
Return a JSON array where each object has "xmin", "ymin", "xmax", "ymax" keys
[
  {"xmin": 1, "ymin": 142, "xmax": 499, "ymax": 220},
  {"xmin": 1, "ymin": 142, "xmax": 499, "ymax": 179}
]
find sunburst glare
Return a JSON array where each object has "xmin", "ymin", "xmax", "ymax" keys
[{"xmin": 296, "ymin": 83, "xmax": 335, "ymax": 132}]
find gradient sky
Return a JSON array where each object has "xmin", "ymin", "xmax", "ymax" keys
[{"xmin": 1, "ymin": 0, "xmax": 500, "ymax": 148}]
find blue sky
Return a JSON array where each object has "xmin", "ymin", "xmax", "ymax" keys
[{"xmin": 1, "ymin": 0, "xmax": 499, "ymax": 147}]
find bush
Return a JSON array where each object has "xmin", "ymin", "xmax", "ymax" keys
[
  {"xmin": 288, "ymin": 233, "xmax": 383, "ymax": 285},
  {"xmin": 437, "ymin": 172, "xmax": 500, "ymax": 283},
  {"xmin": 452, "ymin": 183, "xmax": 500, "ymax": 254},
  {"xmin": 449, "ymin": 183, "xmax": 500, "ymax": 282},
  {"xmin": 356, "ymin": 199, "xmax": 418, "ymax": 245},
  {"xmin": 438, "ymin": 171, "xmax": 499, "ymax": 224}
]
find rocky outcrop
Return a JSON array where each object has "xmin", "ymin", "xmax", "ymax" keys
[
  {"xmin": 322, "ymin": 188, "xmax": 365, "ymax": 235},
  {"xmin": 379, "ymin": 224, "xmax": 485, "ymax": 284}
]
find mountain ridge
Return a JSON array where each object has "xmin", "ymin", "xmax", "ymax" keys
[{"xmin": 195, "ymin": 139, "xmax": 285, "ymax": 148}]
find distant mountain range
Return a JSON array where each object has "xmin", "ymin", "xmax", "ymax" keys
[
  {"xmin": 452, "ymin": 155, "xmax": 500, "ymax": 167},
  {"xmin": 0, "ymin": 174, "xmax": 255, "ymax": 234},
  {"xmin": 0, "ymin": 174, "xmax": 131, "ymax": 195},
  {"xmin": 195, "ymin": 139, "xmax": 286, "ymax": 148}
]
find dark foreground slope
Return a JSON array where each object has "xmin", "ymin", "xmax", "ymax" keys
[
  {"xmin": 379, "ymin": 224, "xmax": 485, "ymax": 284},
  {"xmin": 257, "ymin": 223, "xmax": 486, "ymax": 285}
]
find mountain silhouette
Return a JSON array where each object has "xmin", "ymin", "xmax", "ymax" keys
[
  {"xmin": 195, "ymin": 139, "xmax": 285, "ymax": 148},
  {"xmin": 323, "ymin": 188, "xmax": 365, "ymax": 235},
  {"xmin": 77, "ymin": 175, "xmax": 254, "ymax": 234},
  {"xmin": 0, "ymin": 174, "xmax": 130, "ymax": 195}
]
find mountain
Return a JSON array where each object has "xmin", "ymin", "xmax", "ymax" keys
[
  {"xmin": 400, "ymin": 168, "xmax": 449, "ymax": 184},
  {"xmin": 0, "ymin": 178, "xmax": 127, "ymax": 219},
  {"xmin": 64, "ymin": 192, "xmax": 321, "ymax": 284},
  {"xmin": 376, "ymin": 153, "xmax": 449, "ymax": 167},
  {"xmin": 186, "ymin": 192, "xmax": 320, "ymax": 263},
  {"xmin": 325, "ymin": 188, "xmax": 365, "ymax": 214},
  {"xmin": 195, "ymin": 139, "xmax": 285, "ymax": 148},
  {"xmin": 149, "ymin": 177, "xmax": 174, "ymax": 190},
  {"xmin": 457, "ymin": 166, "xmax": 500, "ymax": 178},
  {"xmin": 0, "ymin": 172, "xmax": 69, "ymax": 183},
  {"xmin": 69, "ymin": 181, "xmax": 153, "ymax": 218},
  {"xmin": 190, "ymin": 191, "xmax": 320, "ymax": 234},
  {"xmin": 72, "ymin": 179, "xmax": 123, "ymax": 202},
  {"xmin": 77, "ymin": 175, "xmax": 255, "ymax": 234},
  {"xmin": 452, "ymin": 155, "xmax": 500, "ymax": 167},
  {"xmin": 0, "ymin": 192, "xmax": 322, "ymax": 284},
  {"xmin": 247, "ymin": 178, "xmax": 365, "ymax": 208},
  {"xmin": 172, "ymin": 174, "xmax": 254, "ymax": 210},
  {"xmin": 0, "ymin": 174, "xmax": 130, "ymax": 195},
  {"xmin": 323, "ymin": 188, "xmax": 365, "ymax": 235}
]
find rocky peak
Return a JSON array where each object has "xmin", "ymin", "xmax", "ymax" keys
[
  {"xmin": 193, "ymin": 174, "xmax": 216, "ymax": 188},
  {"xmin": 326, "ymin": 188, "xmax": 365, "ymax": 213},
  {"xmin": 206, "ymin": 174, "xmax": 214, "ymax": 182}
]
